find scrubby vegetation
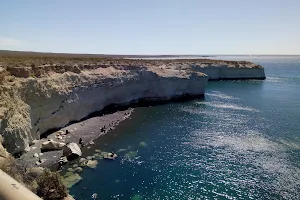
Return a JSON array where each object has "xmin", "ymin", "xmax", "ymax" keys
[
  {"xmin": 0, "ymin": 50, "xmax": 259, "ymax": 71},
  {"xmin": 0, "ymin": 156, "xmax": 68, "ymax": 200},
  {"xmin": 37, "ymin": 169, "xmax": 68, "ymax": 200}
]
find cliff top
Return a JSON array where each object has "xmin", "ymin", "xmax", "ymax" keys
[{"xmin": 0, "ymin": 50, "xmax": 262, "ymax": 79}]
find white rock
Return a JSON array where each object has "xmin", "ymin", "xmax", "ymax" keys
[
  {"xmin": 63, "ymin": 143, "xmax": 82, "ymax": 160},
  {"xmin": 82, "ymin": 160, "xmax": 98, "ymax": 168},
  {"xmin": 86, "ymin": 156, "xmax": 92, "ymax": 160},
  {"xmin": 41, "ymin": 140, "xmax": 65, "ymax": 151},
  {"xmin": 57, "ymin": 130, "xmax": 65, "ymax": 135}
]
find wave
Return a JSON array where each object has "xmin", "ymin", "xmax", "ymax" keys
[
  {"xmin": 266, "ymin": 76, "xmax": 289, "ymax": 83},
  {"xmin": 206, "ymin": 91, "xmax": 239, "ymax": 100},
  {"xmin": 181, "ymin": 107, "xmax": 214, "ymax": 115},
  {"xmin": 196, "ymin": 102, "xmax": 258, "ymax": 112}
]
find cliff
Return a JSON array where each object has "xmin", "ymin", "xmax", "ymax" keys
[{"xmin": 0, "ymin": 57, "xmax": 265, "ymax": 154}]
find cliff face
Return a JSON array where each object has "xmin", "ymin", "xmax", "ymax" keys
[{"xmin": 0, "ymin": 59, "xmax": 265, "ymax": 154}]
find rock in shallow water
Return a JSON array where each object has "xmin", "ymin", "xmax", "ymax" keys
[
  {"xmin": 139, "ymin": 141, "xmax": 147, "ymax": 147},
  {"xmin": 73, "ymin": 164, "xmax": 78, "ymax": 168},
  {"xmin": 103, "ymin": 152, "xmax": 117, "ymax": 160},
  {"xmin": 79, "ymin": 158, "xmax": 87, "ymax": 163},
  {"xmin": 74, "ymin": 167, "xmax": 83, "ymax": 172},
  {"xmin": 86, "ymin": 156, "xmax": 92, "ymax": 160},
  {"xmin": 95, "ymin": 149, "xmax": 101, "ymax": 153},
  {"xmin": 94, "ymin": 153, "xmax": 104, "ymax": 159},
  {"xmin": 62, "ymin": 173, "xmax": 82, "ymax": 188},
  {"xmin": 80, "ymin": 160, "xmax": 98, "ymax": 168},
  {"xmin": 67, "ymin": 168, "xmax": 75, "ymax": 172}
]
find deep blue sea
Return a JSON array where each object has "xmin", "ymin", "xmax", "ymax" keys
[{"xmin": 70, "ymin": 56, "xmax": 300, "ymax": 200}]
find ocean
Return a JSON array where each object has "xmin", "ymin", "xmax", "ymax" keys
[{"xmin": 70, "ymin": 56, "xmax": 300, "ymax": 200}]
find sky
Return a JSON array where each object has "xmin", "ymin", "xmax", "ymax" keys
[{"xmin": 0, "ymin": 0, "xmax": 299, "ymax": 55}]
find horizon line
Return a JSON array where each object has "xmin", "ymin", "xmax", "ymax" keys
[{"xmin": 0, "ymin": 49, "xmax": 299, "ymax": 57}]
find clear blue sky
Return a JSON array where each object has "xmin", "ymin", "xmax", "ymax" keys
[{"xmin": 0, "ymin": 0, "xmax": 299, "ymax": 55}]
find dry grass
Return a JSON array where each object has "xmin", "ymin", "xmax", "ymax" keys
[
  {"xmin": 0, "ymin": 156, "xmax": 29, "ymax": 185},
  {"xmin": 0, "ymin": 53, "xmax": 261, "ymax": 79},
  {"xmin": 0, "ymin": 137, "xmax": 68, "ymax": 199},
  {"xmin": 0, "ymin": 50, "xmax": 255, "ymax": 69}
]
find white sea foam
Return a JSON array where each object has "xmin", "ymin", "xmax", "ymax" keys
[
  {"xmin": 206, "ymin": 92, "xmax": 238, "ymax": 100},
  {"xmin": 196, "ymin": 102, "xmax": 258, "ymax": 112},
  {"xmin": 266, "ymin": 77, "xmax": 284, "ymax": 83},
  {"xmin": 189, "ymin": 130, "xmax": 279, "ymax": 153},
  {"xmin": 181, "ymin": 107, "xmax": 214, "ymax": 115}
]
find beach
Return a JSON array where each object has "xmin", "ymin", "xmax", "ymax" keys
[{"xmin": 19, "ymin": 109, "xmax": 133, "ymax": 168}]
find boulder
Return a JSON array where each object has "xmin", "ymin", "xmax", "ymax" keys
[
  {"xmin": 56, "ymin": 130, "xmax": 65, "ymax": 135},
  {"xmin": 94, "ymin": 153, "xmax": 104, "ymax": 159},
  {"xmin": 55, "ymin": 130, "xmax": 67, "ymax": 140},
  {"xmin": 74, "ymin": 167, "xmax": 83, "ymax": 172},
  {"xmin": 72, "ymin": 164, "xmax": 78, "ymax": 168},
  {"xmin": 67, "ymin": 168, "xmax": 75, "ymax": 172},
  {"xmin": 86, "ymin": 156, "xmax": 92, "ymax": 160},
  {"xmin": 79, "ymin": 160, "xmax": 98, "ymax": 168},
  {"xmin": 95, "ymin": 149, "xmax": 101, "ymax": 153},
  {"xmin": 58, "ymin": 156, "xmax": 68, "ymax": 165},
  {"xmin": 85, "ymin": 160, "xmax": 98, "ymax": 168},
  {"xmin": 41, "ymin": 139, "xmax": 65, "ymax": 151},
  {"xmin": 103, "ymin": 152, "xmax": 117, "ymax": 160},
  {"xmin": 63, "ymin": 143, "xmax": 82, "ymax": 160},
  {"xmin": 79, "ymin": 158, "xmax": 87, "ymax": 163}
]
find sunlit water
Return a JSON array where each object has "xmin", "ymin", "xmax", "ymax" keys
[{"xmin": 70, "ymin": 56, "xmax": 300, "ymax": 200}]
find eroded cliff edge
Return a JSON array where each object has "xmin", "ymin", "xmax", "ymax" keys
[{"xmin": 0, "ymin": 58, "xmax": 265, "ymax": 154}]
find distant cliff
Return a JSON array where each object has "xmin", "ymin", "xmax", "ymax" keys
[{"xmin": 0, "ymin": 57, "xmax": 265, "ymax": 154}]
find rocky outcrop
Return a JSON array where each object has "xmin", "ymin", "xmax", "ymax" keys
[
  {"xmin": 0, "ymin": 58, "xmax": 265, "ymax": 154},
  {"xmin": 190, "ymin": 62, "xmax": 265, "ymax": 80}
]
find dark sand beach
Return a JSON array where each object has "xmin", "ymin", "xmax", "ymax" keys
[{"xmin": 19, "ymin": 109, "xmax": 133, "ymax": 168}]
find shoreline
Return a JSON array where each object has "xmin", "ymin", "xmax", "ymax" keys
[
  {"xmin": 19, "ymin": 109, "xmax": 133, "ymax": 168},
  {"xmin": 1, "ymin": 55, "xmax": 265, "ymax": 155},
  {"xmin": 19, "ymin": 93, "xmax": 205, "ymax": 168}
]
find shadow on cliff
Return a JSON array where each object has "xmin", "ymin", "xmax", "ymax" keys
[{"xmin": 41, "ymin": 94, "xmax": 205, "ymax": 138}]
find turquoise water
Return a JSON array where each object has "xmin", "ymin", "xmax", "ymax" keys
[{"xmin": 70, "ymin": 56, "xmax": 300, "ymax": 200}]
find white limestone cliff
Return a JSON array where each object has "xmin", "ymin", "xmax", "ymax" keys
[{"xmin": 0, "ymin": 59, "xmax": 265, "ymax": 154}]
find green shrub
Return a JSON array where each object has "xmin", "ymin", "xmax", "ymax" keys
[{"xmin": 37, "ymin": 169, "xmax": 68, "ymax": 200}]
